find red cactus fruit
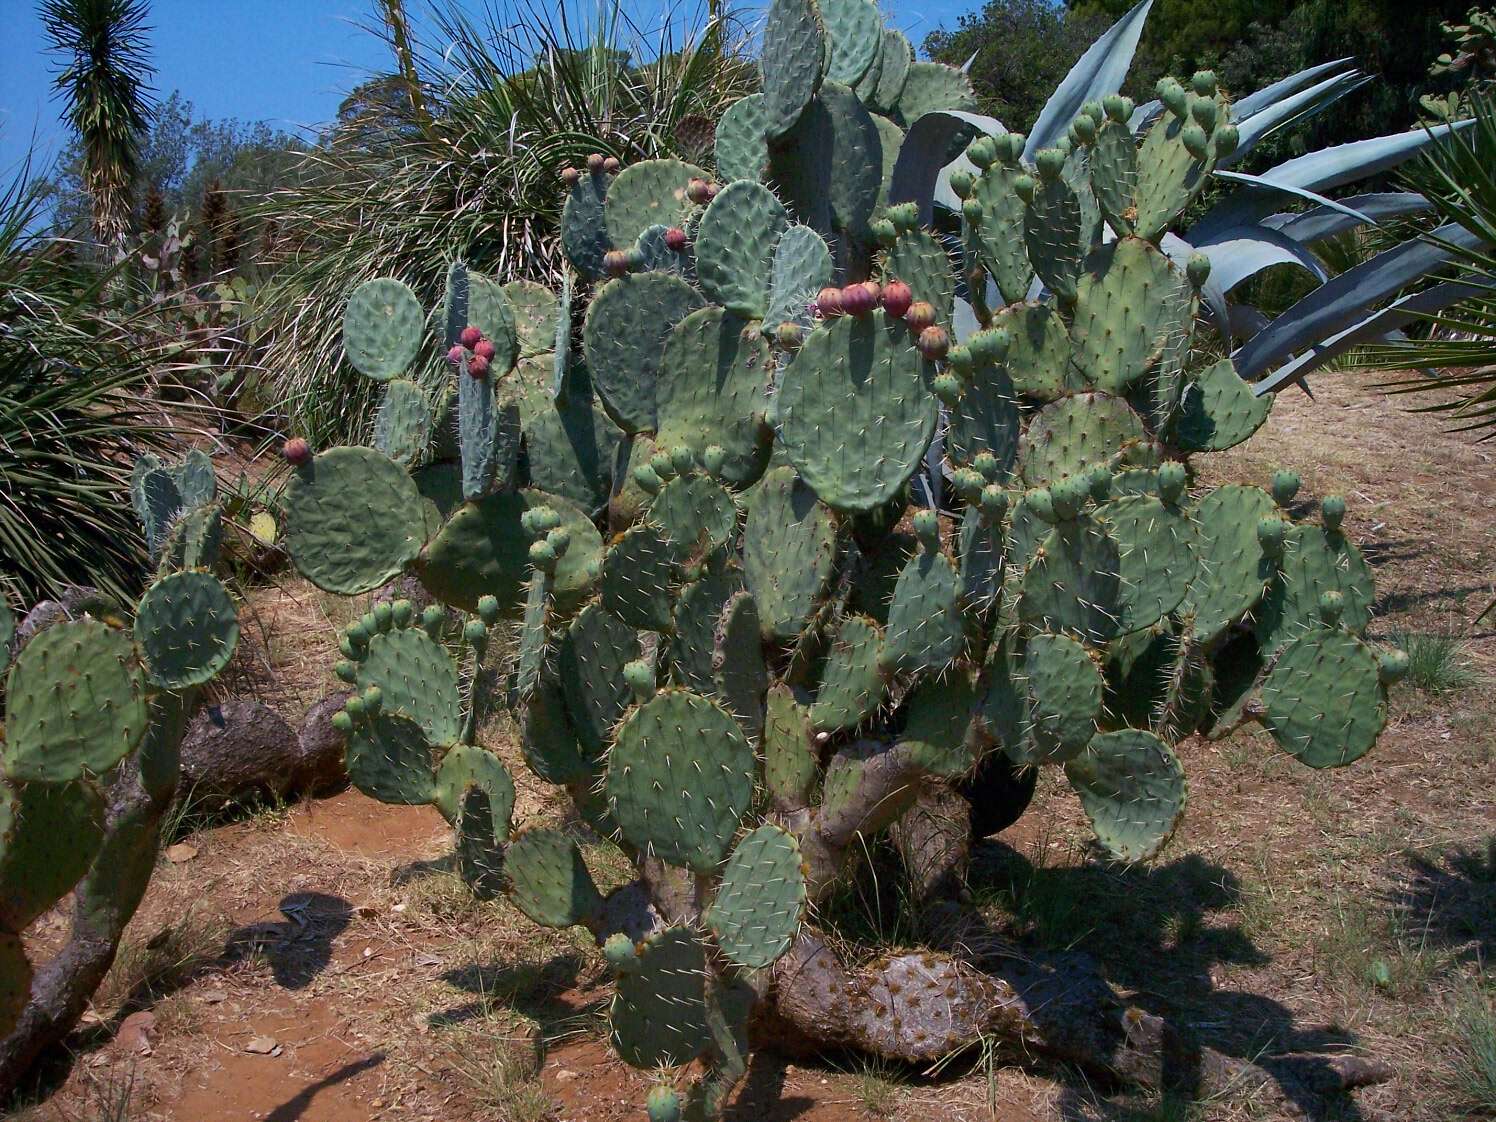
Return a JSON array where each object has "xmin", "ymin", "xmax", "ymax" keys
[
  {"xmin": 917, "ymin": 325, "xmax": 950, "ymax": 360},
  {"xmin": 447, "ymin": 344, "xmax": 466, "ymax": 365},
  {"xmin": 561, "ymin": 167, "xmax": 580, "ymax": 187},
  {"xmin": 602, "ymin": 156, "xmax": 621, "ymax": 174},
  {"xmin": 460, "ymin": 325, "xmax": 482, "ymax": 348},
  {"xmin": 664, "ymin": 226, "xmax": 688, "ymax": 252},
  {"xmin": 474, "ymin": 339, "xmax": 497, "ymax": 361},
  {"xmin": 468, "ymin": 354, "xmax": 491, "ymax": 378},
  {"xmin": 815, "ymin": 286, "xmax": 844, "ymax": 317},
  {"xmin": 282, "ymin": 437, "xmax": 312, "ymax": 466},
  {"xmin": 603, "ymin": 250, "xmax": 631, "ymax": 277},
  {"xmin": 882, "ymin": 280, "xmax": 913, "ymax": 319},
  {"xmin": 586, "ymin": 153, "xmax": 606, "ymax": 173},
  {"xmin": 704, "ymin": 182, "xmax": 720, "ymax": 201},
  {"xmin": 686, "ymin": 178, "xmax": 711, "ymax": 205},
  {"xmin": 840, "ymin": 283, "xmax": 877, "ymax": 316},
  {"xmin": 905, "ymin": 301, "xmax": 937, "ymax": 331}
]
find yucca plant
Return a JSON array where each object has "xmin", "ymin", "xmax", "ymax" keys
[
  {"xmin": 254, "ymin": 0, "xmax": 755, "ymax": 445},
  {"xmin": 0, "ymin": 164, "xmax": 176, "ymax": 603}
]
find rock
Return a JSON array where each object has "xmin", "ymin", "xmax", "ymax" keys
[
  {"xmin": 179, "ymin": 697, "xmax": 346, "ymax": 811},
  {"xmin": 15, "ymin": 585, "xmax": 112, "ymax": 647}
]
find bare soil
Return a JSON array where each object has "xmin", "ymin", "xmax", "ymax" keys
[{"xmin": 8, "ymin": 376, "xmax": 1495, "ymax": 1122}]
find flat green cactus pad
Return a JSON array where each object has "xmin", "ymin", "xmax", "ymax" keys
[
  {"xmin": 0, "ymin": 779, "xmax": 106, "ymax": 931},
  {"xmin": 1070, "ymin": 237, "xmax": 1181, "ymax": 393},
  {"xmin": 606, "ymin": 689, "xmax": 755, "ymax": 872},
  {"xmin": 993, "ymin": 302, "xmax": 1074, "ymax": 402},
  {"xmin": 655, "ymin": 308, "xmax": 771, "ymax": 487},
  {"xmin": 651, "ymin": 474, "xmax": 739, "ymax": 561},
  {"xmin": 522, "ymin": 672, "xmax": 596, "ymax": 785},
  {"xmin": 672, "ymin": 567, "xmax": 744, "ymax": 694},
  {"xmin": 743, "ymin": 467, "xmax": 838, "ymax": 640},
  {"xmin": 601, "ymin": 523, "xmax": 678, "ymax": 632},
  {"xmin": 434, "ymin": 744, "xmax": 516, "ymax": 830},
  {"xmin": 716, "ymin": 94, "xmax": 771, "ymax": 182},
  {"xmin": 760, "ymin": 0, "xmax": 824, "ymax": 138},
  {"xmin": 562, "ymin": 169, "xmax": 611, "ymax": 279},
  {"xmin": 1099, "ymin": 494, "xmax": 1198, "ymax": 635},
  {"xmin": 902, "ymin": 673, "xmax": 981, "ymax": 777},
  {"xmin": 948, "ymin": 361, "xmax": 1020, "ymax": 471},
  {"xmin": 765, "ymin": 225, "xmax": 833, "ymax": 332},
  {"xmin": 695, "ymin": 182, "xmax": 789, "ymax": 317},
  {"xmin": 372, "ymin": 378, "xmax": 431, "ymax": 465},
  {"xmin": 1133, "ymin": 99, "xmax": 1220, "ymax": 242},
  {"xmin": 1180, "ymin": 485, "xmax": 1279, "ymax": 643},
  {"xmin": 285, "ymin": 447, "xmax": 427, "ymax": 595},
  {"xmin": 1023, "ymin": 631, "xmax": 1103, "ymax": 763},
  {"xmin": 343, "ymin": 278, "xmax": 423, "ymax": 381},
  {"xmin": 778, "ymin": 310, "xmax": 938, "ymax": 513},
  {"xmin": 1258, "ymin": 629, "xmax": 1386, "ymax": 768},
  {"xmin": 4, "ymin": 619, "xmax": 147, "ymax": 783},
  {"xmin": 455, "ymin": 785, "xmax": 505, "ymax": 899},
  {"xmin": 821, "ymin": 0, "xmax": 880, "ymax": 84},
  {"xmin": 1019, "ymin": 392, "xmax": 1146, "ymax": 486},
  {"xmin": 1025, "ymin": 165, "xmax": 1084, "ymax": 304},
  {"xmin": 881, "ymin": 547, "xmax": 964, "ymax": 677},
  {"xmin": 502, "ymin": 280, "xmax": 559, "ymax": 359},
  {"xmin": 505, "ymin": 828, "xmax": 605, "ymax": 928},
  {"xmin": 604, "ymin": 159, "xmax": 707, "ymax": 250},
  {"xmin": 713, "ymin": 591, "xmax": 769, "ymax": 737},
  {"xmin": 134, "ymin": 571, "xmax": 240, "ymax": 690},
  {"xmin": 515, "ymin": 370, "xmax": 622, "ymax": 511},
  {"xmin": 559, "ymin": 602, "xmax": 641, "ymax": 753},
  {"xmin": 350, "ymin": 623, "xmax": 461, "ymax": 749},
  {"xmin": 958, "ymin": 504, "xmax": 1006, "ymax": 610},
  {"xmin": 869, "ymin": 28, "xmax": 913, "ymax": 112},
  {"xmin": 1064, "ymin": 728, "xmax": 1187, "ymax": 862},
  {"xmin": 970, "ymin": 159, "xmax": 1037, "ymax": 306},
  {"xmin": 1020, "ymin": 516, "xmax": 1124, "ymax": 645},
  {"xmin": 1173, "ymin": 358, "xmax": 1272, "ymax": 452},
  {"xmin": 706, "ymin": 824, "xmax": 807, "ymax": 969},
  {"xmin": 609, "ymin": 926, "xmax": 710, "ymax": 1068},
  {"xmin": 583, "ymin": 272, "xmax": 704, "ymax": 434},
  {"xmin": 893, "ymin": 62, "xmax": 977, "ymax": 127},
  {"xmin": 344, "ymin": 712, "xmax": 437, "ymax": 805},
  {"xmin": 810, "ymin": 615, "xmax": 886, "ymax": 731},
  {"xmin": 1255, "ymin": 523, "xmax": 1374, "ymax": 655},
  {"xmin": 764, "ymin": 682, "xmax": 818, "ymax": 809},
  {"xmin": 467, "ymin": 272, "xmax": 519, "ymax": 373},
  {"xmin": 1089, "ymin": 117, "xmax": 1139, "ymax": 236},
  {"xmin": 419, "ymin": 489, "xmax": 600, "ymax": 615},
  {"xmin": 886, "ymin": 229, "xmax": 955, "ymax": 325}
]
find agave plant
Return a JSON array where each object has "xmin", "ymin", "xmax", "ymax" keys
[{"xmin": 254, "ymin": 0, "xmax": 756, "ymax": 445}]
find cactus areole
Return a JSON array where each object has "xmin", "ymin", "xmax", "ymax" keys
[{"xmin": 286, "ymin": 1, "xmax": 1403, "ymax": 1113}]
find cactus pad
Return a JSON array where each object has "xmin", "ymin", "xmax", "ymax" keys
[
  {"xmin": 902, "ymin": 673, "xmax": 981, "ymax": 777},
  {"xmin": 1257, "ymin": 629, "xmax": 1386, "ymax": 768},
  {"xmin": 764, "ymin": 225, "xmax": 833, "ymax": 331},
  {"xmin": 356, "ymin": 625, "xmax": 462, "ymax": 746},
  {"xmin": 1020, "ymin": 516, "xmax": 1124, "ymax": 645},
  {"xmin": 1064, "ymin": 728, "xmax": 1187, "ymax": 861},
  {"xmin": 881, "ymin": 547, "xmax": 964, "ymax": 676},
  {"xmin": 502, "ymin": 279, "xmax": 559, "ymax": 359},
  {"xmin": 695, "ymin": 182, "xmax": 789, "ymax": 318},
  {"xmin": 743, "ymin": 468, "xmax": 838, "ymax": 639},
  {"xmin": 764, "ymin": 683, "xmax": 819, "ymax": 809},
  {"xmin": 1019, "ymin": 392, "xmax": 1146, "ymax": 486},
  {"xmin": 760, "ymin": 0, "xmax": 824, "ymax": 137},
  {"xmin": 606, "ymin": 689, "xmax": 755, "ymax": 872},
  {"xmin": 601, "ymin": 524, "xmax": 678, "ymax": 632},
  {"xmin": 372, "ymin": 378, "xmax": 431, "ymax": 465},
  {"xmin": 560, "ymin": 602, "xmax": 641, "ymax": 753},
  {"xmin": 562, "ymin": 169, "xmax": 611, "ymax": 279},
  {"xmin": 134, "ymin": 571, "xmax": 240, "ymax": 689},
  {"xmin": 716, "ymin": 94, "xmax": 771, "ymax": 182},
  {"xmin": 434, "ymin": 744, "xmax": 516, "ymax": 832},
  {"xmin": 994, "ymin": 302, "xmax": 1074, "ymax": 401},
  {"xmin": 1070, "ymin": 238, "xmax": 1180, "ymax": 393},
  {"xmin": 1180, "ymin": 485, "xmax": 1278, "ymax": 643},
  {"xmin": 1172, "ymin": 358, "xmax": 1272, "ymax": 452},
  {"xmin": 1255, "ymin": 523, "xmax": 1374, "ymax": 654},
  {"xmin": 584, "ymin": 273, "xmax": 704, "ymax": 433},
  {"xmin": 0, "ymin": 779, "xmax": 106, "ymax": 931},
  {"xmin": 605, "ymin": 159, "xmax": 707, "ymax": 250},
  {"xmin": 810, "ymin": 615, "xmax": 886, "ymax": 731},
  {"xmin": 344, "ymin": 713, "xmax": 437, "ymax": 804},
  {"xmin": 1023, "ymin": 632, "xmax": 1102, "ymax": 762},
  {"xmin": 609, "ymin": 926, "xmax": 710, "ymax": 1068},
  {"xmin": 706, "ymin": 824, "xmax": 806, "ymax": 969},
  {"xmin": 505, "ymin": 828, "xmax": 605, "ymax": 928},
  {"xmin": 343, "ymin": 278, "xmax": 423, "ymax": 380},
  {"xmin": 1099, "ymin": 494, "xmax": 1198, "ymax": 634}
]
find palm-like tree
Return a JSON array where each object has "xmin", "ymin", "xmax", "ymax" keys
[{"xmin": 41, "ymin": 0, "xmax": 157, "ymax": 250}]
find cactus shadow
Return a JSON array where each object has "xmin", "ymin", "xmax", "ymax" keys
[
  {"xmin": 429, "ymin": 952, "xmax": 602, "ymax": 1032},
  {"xmin": 969, "ymin": 842, "xmax": 1370, "ymax": 1120},
  {"xmin": 1382, "ymin": 835, "xmax": 1496, "ymax": 963},
  {"xmin": 222, "ymin": 891, "xmax": 353, "ymax": 990},
  {"xmin": 264, "ymin": 1054, "xmax": 385, "ymax": 1122},
  {"xmin": 722, "ymin": 1053, "xmax": 816, "ymax": 1120}
]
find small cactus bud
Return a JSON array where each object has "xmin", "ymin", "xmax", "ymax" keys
[
  {"xmin": 980, "ymin": 484, "xmax": 1009, "ymax": 520},
  {"xmin": 474, "ymin": 339, "xmax": 497, "ymax": 361},
  {"xmin": 1085, "ymin": 464, "xmax": 1112, "ymax": 502},
  {"xmin": 905, "ymin": 301, "xmax": 936, "ymax": 331},
  {"xmin": 1191, "ymin": 70, "xmax": 1218, "ymax": 97},
  {"xmin": 1049, "ymin": 475, "xmax": 1089, "ymax": 520},
  {"xmin": 686, "ymin": 177, "xmax": 711, "ymax": 205},
  {"xmin": 841, "ymin": 283, "xmax": 876, "ymax": 316},
  {"xmin": 1072, "ymin": 113, "xmax": 1097, "ymax": 144},
  {"xmin": 1013, "ymin": 174, "xmax": 1036, "ymax": 202},
  {"xmin": 702, "ymin": 444, "xmax": 727, "ymax": 477},
  {"xmin": 1257, "ymin": 516, "xmax": 1287, "ymax": 558},
  {"xmin": 373, "ymin": 602, "xmax": 393, "ymax": 631},
  {"xmin": 1181, "ymin": 123, "xmax": 1210, "ymax": 160},
  {"xmin": 477, "ymin": 595, "xmax": 500, "ymax": 626},
  {"xmin": 704, "ymin": 182, "xmax": 720, "ymax": 201},
  {"xmin": 932, "ymin": 371, "xmax": 963, "ymax": 405},
  {"xmin": 463, "ymin": 619, "xmax": 489, "ymax": 649},
  {"xmin": 331, "ymin": 711, "xmax": 354, "ymax": 736},
  {"xmin": 870, "ymin": 218, "xmax": 898, "ymax": 245},
  {"xmin": 645, "ymin": 1085, "xmax": 681, "ymax": 1122},
  {"xmin": 1102, "ymin": 93, "xmax": 1131, "ymax": 123},
  {"xmin": 1213, "ymin": 124, "xmax": 1240, "ymax": 158},
  {"xmin": 391, "ymin": 599, "xmax": 414, "ymax": 628},
  {"xmin": 972, "ymin": 451, "xmax": 1000, "ymax": 481},
  {"xmin": 1081, "ymin": 99, "xmax": 1103, "ymax": 124},
  {"xmin": 1321, "ymin": 494, "xmax": 1347, "ymax": 533},
  {"xmin": 633, "ymin": 463, "xmax": 663, "ymax": 494},
  {"xmin": 961, "ymin": 197, "xmax": 984, "ymax": 224},
  {"xmin": 775, "ymin": 321, "xmax": 805, "ymax": 349},
  {"xmin": 603, "ymin": 249, "xmax": 631, "ymax": 277},
  {"xmin": 467, "ymin": 354, "xmax": 491, "ymax": 378},
  {"xmin": 586, "ymin": 153, "xmax": 606, "ymax": 173},
  {"xmin": 670, "ymin": 445, "xmax": 696, "ymax": 475},
  {"xmin": 447, "ymin": 344, "xmax": 466, "ymax": 365},
  {"xmin": 1318, "ymin": 590, "xmax": 1345, "ymax": 627},
  {"xmin": 946, "ymin": 344, "xmax": 974, "ymax": 374},
  {"xmin": 623, "ymin": 659, "xmax": 655, "ymax": 702},
  {"xmin": 1378, "ymin": 648, "xmax": 1410, "ymax": 685},
  {"xmin": 912, "ymin": 508, "xmax": 940, "ymax": 546},
  {"xmin": 1026, "ymin": 487, "xmax": 1057, "ymax": 524},
  {"xmin": 968, "ymin": 327, "xmax": 1009, "ymax": 365},
  {"xmin": 966, "ymin": 135, "xmax": 997, "ymax": 168},
  {"xmin": 664, "ymin": 226, "xmax": 688, "ymax": 252},
  {"xmin": 1003, "ymin": 133, "xmax": 1026, "ymax": 163},
  {"xmin": 334, "ymin": 659, "xmax": 357, "ymax": 684},
  {"xmin": 603, "ymin": 932, "xmax": 639, "ymax": 973},
  {"xmin": 343, "ymin": 695, "xmax": 366, "ymax": 721},
  {"xmin": 1157, "ymin": 460, "xmax": 1188, "ymax": 503},
  {"xmin": 881, "ymin": 281, "xmax": 913, "ymax": 319},
  {"xmin": 815, "ymin": 286, "xmax": 844, "ymax": 318},
  {"xmin": 1189, "ymin": 94, "xmax": 1218, "ymax": 132},
  {"xmin": 362, "ymin": 685, "xmax": 383, "ymax": 714},
  {"xmin": 887, "ymin": 201, "xmax": 919, "ymax": 233},
  {"xmin": 649, "ymin": 452, "xmax": 676, "ymax": 481},
  {"xmin": 1186, "ymin": 253, "xmax": 1212, "ymax": 289},
  {"xmin": 282, "ymin": 437, "xmax": 312, "ymax": 466},
  {"xmin": 421, "ymin": 603, "xmax": 446, "ymax": 636},
  {"xmin": 460, "ymin": 325, "xmax": 482, "ymax": 348},
  {"xmin": 602, "ymin": 155, "xmax": 621, "ymax": 174},
  {"xmin": 1159, "ymin": 79, "xmax": 1188, "ymax": 118},
  {"xmin": 1034, "ymin": 147, "xmax": 1067, "ymax": 180},
  {"xmin": 1271, "ymin": 469, "xmax": 1301, "ymax": 507},
  {"xmin": 916, "ymin": 325, "xmax": 950, "ymax": 360},
  {"xmin": 546, "ymin": 526, "xmax": 572, "ymax": 556},
  {"xmin": 949, "ymin": 167, "xmax": 975, "ymax": 199},
  {"xmin": 561, "ymin": 166, "xmax": 580, "ymax": 187},
  {"xmin": 952, "ymin": 468, "xmax": 984, "ymax": 502}
]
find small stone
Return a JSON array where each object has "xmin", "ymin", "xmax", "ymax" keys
[
  {"xmin": 164, "ymin": 842, "xmax": 199, "ymax": 863},
  {"xmin": 244, "ymin": 1034, "xmax": 279, "ymax": 1054}
]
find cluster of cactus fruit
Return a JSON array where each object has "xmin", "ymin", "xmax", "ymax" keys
[
  {"xmin": 0, "ymin": 451, "xmax": 240, "ymax": 1037},
  {"xmin": 281, "ymin": 0, "xmax": 1409, "ymax": 1115}
]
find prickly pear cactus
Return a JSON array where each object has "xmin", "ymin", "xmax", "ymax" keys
[
  {"xmin": 286, "ymin": 6, "xmax": 1406, "ymax": 1115},
  {"xmin": 0, "ymin": 452, "xmax": 241, "ymax": 1039}
]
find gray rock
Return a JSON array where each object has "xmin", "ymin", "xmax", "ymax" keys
[{"xmin": 179, "ymin": 696, "xmax": 347, "ymax": 810}]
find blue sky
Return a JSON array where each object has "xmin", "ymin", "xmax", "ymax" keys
[{"xmin": 0, "ymin": 0, "xmax": 977, "ymax": 184}]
